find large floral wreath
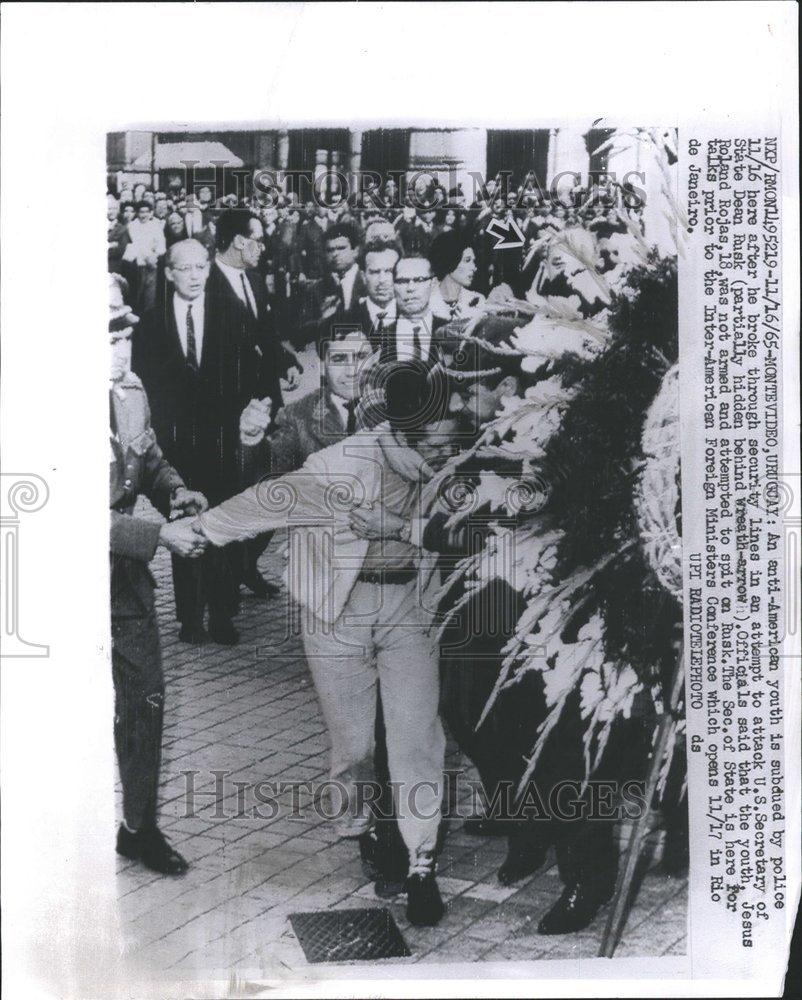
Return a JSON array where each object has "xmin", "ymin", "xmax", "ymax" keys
[{"xmin": 427, "ymin": 130, "xmax": 685, "ymax": 796}]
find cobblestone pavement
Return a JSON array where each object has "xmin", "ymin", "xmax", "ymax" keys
[{"xmin": 117, "ymin": 470, "xmax": 687, "ymax": 979}]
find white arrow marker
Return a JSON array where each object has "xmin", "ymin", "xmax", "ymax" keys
[{"xmin": 485, "ymin": 216, "xmax": 526, "ymax": 250}]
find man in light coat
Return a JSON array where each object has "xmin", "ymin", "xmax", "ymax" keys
[{"xmin": 195, "ymin": 364, "xmax": 453, "ymax": 926}]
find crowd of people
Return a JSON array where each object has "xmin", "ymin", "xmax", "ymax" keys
[
  {"xmin": 108, "ymin": 171, "xmax": 641, "ymax": 320},
  {"xmin": 108, "ymin": 168, "xmax": 669, "ymax": 937}
]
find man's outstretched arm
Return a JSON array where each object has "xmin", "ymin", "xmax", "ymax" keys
[{"xmin": 196, "ymin": 450, "xmax": 354, "ymax": 547}]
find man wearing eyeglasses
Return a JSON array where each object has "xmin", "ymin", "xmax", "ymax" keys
[
  {"xmin": 207, "ymin": 210, "xmax": 303, "ymax": 624},
  {"xmin": 388, "ymin": 254, "xmax": 452, "ymax": 367},
  {"xmin": 355, "ymin": 253, "xmax": 456, "ymax": 430},
  {"xmin": 132, "ymin": 221, "xmax": 289, "ymax": 645},
  {"xmin": 132, "ymin": 237, "xmax": 241, "ymax": 645}
]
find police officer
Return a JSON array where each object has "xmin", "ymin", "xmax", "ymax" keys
[{"xmin": 109, "ymin": 274, "xmax": 209, "ymax": 875}]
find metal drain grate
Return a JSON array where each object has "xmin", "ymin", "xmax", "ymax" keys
[{"xmin": 289, "ymin": 907, "xmax": 411, "ymax": 963}]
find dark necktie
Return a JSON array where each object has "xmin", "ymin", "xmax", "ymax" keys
[
  {"xmin": 241, "ymin": 273, "xmax": 256, "ymax": 318},
  {"xmin": 334, "ymin": 275, "xmax": 346, "ymax": 311},
  {"xmin": 412, "ymin": 323, "xmax": 422, "ymax": 359},
  {"xmin": 186, "ymin": 303, "xmax": 199, "ymax": 374},
  {"xmin": 373, "ymin": 310, "xmax": 387, "ymax": 352},
  {"xmin": 345, "ymin": 399, "xmax": 357, "ymax": 434}
]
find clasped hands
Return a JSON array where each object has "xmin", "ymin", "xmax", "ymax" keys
[{"xmin": 159, "ymin": 487, "xmax": 209, "ymax": 558}]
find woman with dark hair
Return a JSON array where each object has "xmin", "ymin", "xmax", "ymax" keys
[{"xmin": 428, "ymin": 229, "xmax": 486, "ymax": 321}]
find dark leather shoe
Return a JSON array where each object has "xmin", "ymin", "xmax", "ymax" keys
[
  {"xmin": 241, "ymin": 569, "xmax": 281, "ymax": 599},
  {"xmin": 178, "ymin": 624, "xmax": 208, "ymax": 645},
  {"xmin": 406, "ymin": 872, "xmax": 445, "ymax": 926},
  {"xmin": 208, "ymin": 620, "xmax": 239, "ymax": 645},
  {"xmin": 358, "ymin": 831, "xmax": 381, "ymax": 880},
  {"xmin": 463, "ymin": 816, "xmax": 509, "ymax": 837},
  {"xmin": 537, "ymin": 881, "xmax": 614, "ymax": 935},
  {"xmin": 116, "ymin": 824, "xmax": 189, "ymax": 876},
  {"xmin": 374, "ymin": 873, "xmax": 406, "ymax": 899},
  {"xmin": 363, "ymin": 829, "xmax": 408, "ymax": 897},
  {"xmin": 498, "ymin": 843, "xmax": 548, "ymax": 886}
]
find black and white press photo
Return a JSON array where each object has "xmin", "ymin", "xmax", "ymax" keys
[
  {"xmin": 104, "ymin": 120, "xmax": 688, "ymax": 968},
  {"xmin": 2, "ymin": 5, "xmax": 798, "ymax": 999}
]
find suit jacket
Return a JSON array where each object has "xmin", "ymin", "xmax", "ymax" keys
[
  {"xmin": 110, "ymin": 374, "xmax": 185, "ymax": 620},
  {"xmin": 335, "ymin": 300, "xmax": 452, "ymax": 366},
  {"xmin": 265, "ymin": 388, "xmax": 349, "ymax": 475},
  {"xmin": 297, "ymin": 269, "xmax": 368, "ymax": 347},
  {"xmin": 133, "ymin": 274, "xmax": 283, "ymax": 505},
  {"xmin": 338, "ymin": 298, "xmax": 396, "ymax": 353},
  {"xmin": 347, "ymin": 311, "xmax": 455, "ymax": 429},
  {"xmin": 378, "ymin": 313, "xmax": 452, "ymax": 367},
  {"xmin": 206, "ymin": 261, "xmax": 283, "ymax": 399}
]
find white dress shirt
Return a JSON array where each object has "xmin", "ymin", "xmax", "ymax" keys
[
  {"xmin": 330, "ymin": 392, "xmax": 353, "ymax": 431},
  {"xmin": 365, "ymin": 297, "xmax": 396, "ymax": 327},
  {"xmin": 215, "ymin": 258, "xmax": 259, "ymax": 317},
  {"xmin": 395, "ymin": 312, "xmax": 434, "ymax": 361},
  {"xmin": 334, "ymin": 263, "xmax": 360, "ymax": 311},
  {"xmin": 173, "ymin": 293, "xmax": 205, "ymax": 363}
]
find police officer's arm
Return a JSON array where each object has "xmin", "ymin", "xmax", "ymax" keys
[
  {"xmin": 110, "ymin": 510, "xmax": 163, "ymax": 562},
  {"xmin": 140, "ymin": 403, "xmax": 186, "ymax": 519}
]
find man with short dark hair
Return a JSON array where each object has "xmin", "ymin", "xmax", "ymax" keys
[
  {"xmin": 193, "ymin": 364, "xmax": 455, "ymax": 927},
  {"xmin": 341, "ymin": 240, "xmax": 401, "ymax": 352},
  {"xmin": 323, "ymin": 221, "xmax": 364, "ymax": 311},
  {"xmin": 388, "ymin": 254, "xmax": 450, "ymax": 366},
  {"xmin": 298, "ymin": 221, "xmax": 367, "ymax": 346},
  {"xmin": 204, "ymin": 210, "xmax": 292, "ymax": 627}
]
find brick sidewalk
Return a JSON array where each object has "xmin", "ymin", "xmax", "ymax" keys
[{"xmin": 116, "ymin": 500, "xmax": 687, "ymax": 977}]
